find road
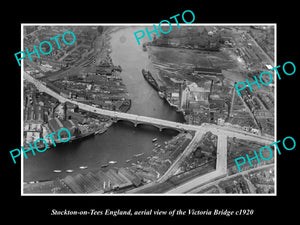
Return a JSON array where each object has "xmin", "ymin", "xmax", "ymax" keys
[
  {"xmin": 24, "ymin": 71, "xmax": 275, "ymax": 144},
  {"xmin": 157, "ymin": 130, "xmax": 205, "ymax": 183},
  {"xmin": 166, "ymin": 170, "xmax": 226, "ymax": 194},
  {"xmin": 24, "ymin": 71, "xmax": 194, "ymax": 131},
  {"xmin": 216, "ymin": 134, "xmax": 227, "ymax": 173},
  {"xmin": 187, "ymin": 163, "xmax": 274, "ymax": 194},
  {"xmin": 200, "ymin": 123, "xmax": 273, "ymax": 145},
  {"xmin": 165, "ymin": 134, "xmax": 227, "ymax": 194},
  {"xmin": 24, "ymin": 72, "xmax": 275, "ymax": 193},
  {"xmin": 167, "ymin": 162, "xmax": 274, "ymax": 194}
]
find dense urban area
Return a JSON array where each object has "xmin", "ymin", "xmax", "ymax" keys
[{"xmin": 23, "ymin": 25, "xmax": 275, "ymax": 194}]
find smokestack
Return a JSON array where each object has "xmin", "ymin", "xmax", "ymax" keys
[
  {"xmin": 208, "ymin": 79, "xmax": 214, "ymax": 100},
  {"xmin": 63, "ymin": 103, "xmax": 67, "ymax": 121},
  {"xmin": 52, "ymin": 107, "xmax": 55, "ymax": 119}
]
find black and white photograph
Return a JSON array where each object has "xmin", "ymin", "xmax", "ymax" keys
[
  {"xmin": 3, "ymin": 4, "xmax": 298, "ymax": 222},
  {"xmin": 21, "ymin": 24, "xmax": 276, "ymax": 195}
]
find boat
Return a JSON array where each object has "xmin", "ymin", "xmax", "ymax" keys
[
  {"xmin": 142, "ymin": 69, "xmax": 160, "ymax": 91},
  {"xmin": 134, "ymin": 153, "xmax": 144, "ymax": 157},
  {"xmin": 95, "ymin": 128, "xmax": 107, "ymax": 135},
  {"xmin": 108, "ymin": 161, "xmax": 117, "ymax": 164},
  {"xmin": 158, "ymin": 91, "xmax": 165, "ymax": 98},
  {"xmin": 157, "ymin": 145, "xmax": 161, "ymax": 148},
  {"xmin": 79, "ymin": 166, "xmax": 88, "ymax": 169},
  {"xmin": 48, "ymin": 130, "xmax": 96, "ymax": 148},
  {"xmin": 152, "ymin": 138, "xmax": 157, "ymax": 142},
  {"xmin": 53, "ymin": 170, "xmax": 62, "ymax": 173},
  {"xmin": 119, "ymin": 99, "xmax": 131, "ymax": 113},
  {"xmin": 114, "ymin": 65, "xmax": 122, "ymax": 72},
  {"xmin": 66, "ymin": 170, "xmax": 73, "ymax": 173},
  {"xmin": 126, "ymin": 159, "xmax": 131, "ymax": 163}
]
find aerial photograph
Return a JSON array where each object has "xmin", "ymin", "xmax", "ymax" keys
[{"xmin": 22, "ymin": 24, "xmax": 275, "ymax": 194}]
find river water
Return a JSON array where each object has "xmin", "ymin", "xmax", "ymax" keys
[{"xmin": 23, "ymin": 26, "xmax": 185, "ymax": 182}]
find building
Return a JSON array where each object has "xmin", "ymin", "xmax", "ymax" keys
[
  {"xmin": 61, "ymin": 120, "xmax": 77, "ymax": 135},
  {"xmin": 67, "ymin": 111, "xmax": 87, "ymax": 124},
  {"xmin": 169, "ymin": 92, "xmax": 180, "ymax": 106},
  {"xmin": 48, "ymin": 117, "xmax": 77, "ymax": 137},
  {"xmin": 65, "ymin": 102, "xmax": 77, "ymax": 112},
  {"xmin": 24, "ymin": 105, "xmax": 45, "ymax": 123},
  {"xmin": 180, "ymin": 82, "xmax": 210, "ymax": 110},
  {"xmin": 251, "ymin": 128, "xmax": 259, "ymax": 135},
  {"xmin": 193, "ymin": 67, "xmax": 222, "ymax": 76},
  {"xmin": 180, "ymin": 82, "xmax": 189, "ymax": 109},
  {"xmin": 48, "ymin": 117, "xmax": 64, "ymax": 133},
  {"xmin": 95, "ymin": 65, "xmax": 113, "ymax": 75},
  {"xmin": 217, "ymin": 118, "xmax": 225, "ymax": 125}
]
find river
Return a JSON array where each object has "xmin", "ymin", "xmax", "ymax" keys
[{"xmin": 23, "ymin": 26, "xmax": 185, "ymax": 182}]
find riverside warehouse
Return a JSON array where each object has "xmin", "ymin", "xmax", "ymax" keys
[{"xmin": 10, "ymin": 128, "xmax": 71, "ymax": 164}]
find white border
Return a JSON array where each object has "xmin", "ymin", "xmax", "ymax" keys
[
  {"xmin": 21, "ymin": 24, "xmax": 24, "ymax": 194},
  {"xmin": 21, "ymin": 23, "xmax": 277, "ymax": 196}
]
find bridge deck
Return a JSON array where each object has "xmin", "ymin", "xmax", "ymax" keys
[
  {"xmin": 23, "ymin": 73, "xmax": 276, "ymax": 194},
  {"xmin": 24, "ymin": 72, "xmax": 274, "ymax": 146}
]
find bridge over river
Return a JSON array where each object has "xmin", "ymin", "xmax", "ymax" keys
[
  {"xmin": 24, "ymin": 72, "xmax": 274, "ymax": 193},
  {"xmin": 25, "ymin": 72, "xmax": 201, "ymax": 132},
  {"xmin": 24, "ymin": 72, "xmax": 274, "ymax": 140}
]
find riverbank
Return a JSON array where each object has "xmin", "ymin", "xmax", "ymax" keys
[
  {"xmin": 24, "ymin": 26, "xmax": 185, "ymax": 188},
  {"xmin": 23, "ymin": 130, "xmax": 193, "ymax": 194},
  {"xmin": 141, "ymin": 67, "xmax": 185, "ymax": 114}
]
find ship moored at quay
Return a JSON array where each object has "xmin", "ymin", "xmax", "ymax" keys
[
  {"xmin": 142, "ymin": 69, "xmax": 164, "ymax": 98},
  {"xmin": 142, "ymin": 69, "xmax": 184, "ymax": 113}
]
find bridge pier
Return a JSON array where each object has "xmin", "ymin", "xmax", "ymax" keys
[
  {"xmin": 101, "ymin": 115, "xmax": 187, "ymax": 133},
  {"xmin": 131, "ymin": 121, "xmax": 165, "ymax": 132},
  {"xmin": 112, "ymin": 117, "xmax": 118, "ymax": 123}
]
